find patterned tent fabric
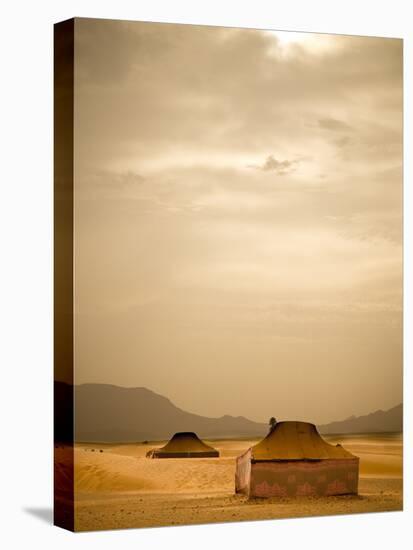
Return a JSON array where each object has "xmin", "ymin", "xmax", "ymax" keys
[
  {"xmin": 146, "ymin": 432, "xmax": 219, "ymax": 458},
  {"xmin": 236, "ymin": 421, "xmax": 359, "ymax": 497},
  {"xmin": 251, "ymin": 421, "xmax": 356, "ymax": 461}
]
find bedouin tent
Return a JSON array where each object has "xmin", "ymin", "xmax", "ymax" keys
[
  {"xmin": 235, "ymin": 421, "xmax": 359, "ymax": 497},
  {"xmin": 146, "ymin": 432, "xmax": 219, "ymax": 458}
]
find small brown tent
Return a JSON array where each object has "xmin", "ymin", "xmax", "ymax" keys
[
  {"xmin": 235, "ymin": 421, "xmax": 358, "ymax": 497},
  {"xmin": 146, "ymin": 432, "xmax": 219, "ymax": 458}
]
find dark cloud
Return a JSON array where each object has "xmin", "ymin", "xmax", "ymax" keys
[
  {"xmin": 74, "ymin": 20, "xmax": 402, "ymax": 173},
  {"xmin": 248, "ymin": 155, "xmax": 300, "ymax": 175},
  {"xmin": 334, "ymin": 136, "xmax": 352, "ymax": 148},
  {"xmin": 318, "ymin": 117, "xmax": 353, "ymax": 132}
]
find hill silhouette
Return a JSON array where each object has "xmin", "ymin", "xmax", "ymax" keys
[
  {"xmin": 68, "ymin": 382, "xmax": 267, "ymax": 442},
  {"xmin": 54, "ymin": 382, "xmax": 402, "ymax": 442},
  {"xmin": 318, "ymin": 403, "xmax": 402, "ymax": 434}
]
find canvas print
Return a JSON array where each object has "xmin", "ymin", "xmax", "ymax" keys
[{"xmin": 54, "ymin": 18, "xmax": 403, "ymax": 532}]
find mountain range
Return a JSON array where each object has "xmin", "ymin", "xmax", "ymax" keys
[
  {"xmin": 54, "ymin": 382, "xmax": 402, "ymax": 442},
  {"xmin": 318, "ymin": 403, "xmax": 402, "ymax": 435},
  {"xmin": 73, "ymin": 383, "xmax": 266, "ymax": 442}
]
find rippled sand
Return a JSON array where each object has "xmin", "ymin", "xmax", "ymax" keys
[{"xmin": 67, "ymin": 433, "xmax": 402, "ymax": 531}]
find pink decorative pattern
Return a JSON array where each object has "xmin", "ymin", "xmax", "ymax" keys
[
  {"xmin": 253, "ymin": 480, "xmax": 288, "ymax": 497},
  {"xmin": 296, "ymin": 482, "xmax": 316, "ymax": 496},
  {"xmin": 243, "ymin": 458, "xmax": 359, "ymax": 498},
  {"xmin": 326, "ymin": 479, "xmax": 347, "ymax": 495}
]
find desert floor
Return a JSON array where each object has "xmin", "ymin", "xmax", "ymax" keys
[{"xmin": 70, "ymin": 433, "xmax": 402, "ymax": 531}]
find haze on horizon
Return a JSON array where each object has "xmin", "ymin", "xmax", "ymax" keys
[{"xmin": 72, "ymin": 19, "xmax": 402, "ymax": 425}]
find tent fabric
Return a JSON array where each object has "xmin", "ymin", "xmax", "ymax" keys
[
  {"xmin": 251, "ymin": 421, "xmax": 356, "ymax": 461},
  {"xmin": 235, "ymin": 449, "xmax": 252, "ymax": 494},
  {"xmin": 147, "ymin": 432, "xmax": 219, "ymax": 458},
  {"xmin": 245, "ymin": 458, "xmax": 359, "ymax": 497},
  {"xmin": 235, "ymin": 421, "xmax": 359, "ymax": 497}
]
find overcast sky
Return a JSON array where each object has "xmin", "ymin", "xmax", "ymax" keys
[{"xmin": 73, "ymin": 19, "xmax": 402, "ymax": 424}]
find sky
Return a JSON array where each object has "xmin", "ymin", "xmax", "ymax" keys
[{"xmin": 73, "ymin": 18, "xmax": 403, "ymax": 424}]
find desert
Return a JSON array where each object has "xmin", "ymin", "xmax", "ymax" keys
[{"xmin": 67, "ymin": 432, "xmax": 402, "ymax": 531}]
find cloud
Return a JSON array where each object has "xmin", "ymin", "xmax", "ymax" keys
[
  {"xmin": 75, "ymin": 170, "xmax": 145, "ymax": 201},
  {"xmin": 334, "ymin": 136, "xmax": 352, "ymax": 148},
  {"xmin": 73, "ymin": 20, "xmax": 403, "ymax": 423},
  {"xmin": 318, "ymin": 117, "xmax": 353, "ymax": 132},
  {"xmin": 74, "ymin": 21, "xmax": 402, "ymax": 180},
  {"xmin": 248, "ymin": 155, "xmax": 300, "ymax": 175},
  {"xmin": 101, "ymin": 170, "xmax": 145, "ymax": 187}
]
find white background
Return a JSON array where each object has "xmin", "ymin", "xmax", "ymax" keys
[{"xmin": 0, "ymin": 0, "xmax": 411, "ymax": 548}]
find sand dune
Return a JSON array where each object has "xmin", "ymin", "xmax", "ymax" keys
[
  {"xmin": 324, "ymin": 434, "xmax": 402, "ymax": 478},
  {"xmin": 70, "ymin": 434, "xmax": 402, "ymax": 531},
  {"xmin": 75, "ymin": 445, "xmax": 235, "ymax": 494}
]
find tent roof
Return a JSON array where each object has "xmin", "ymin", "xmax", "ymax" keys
[
  {"xmin": 251, "ymin": 421, "xmax": 357, "ymax": 461},
  {"xmin": 153, "ymin": 432, "xmax": 218, "ymax": 455}
]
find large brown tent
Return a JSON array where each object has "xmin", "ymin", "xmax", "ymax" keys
[
  {"xmin": 235, "ymin": 421, "xmax": 359, "ymax": 497},
  {"xmin": 146, "ymin": 432, "xmax": 219, "ymax": 458}
]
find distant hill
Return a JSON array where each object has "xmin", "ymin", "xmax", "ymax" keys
[
  {"xmin": 55, "ymin": 382, "xmax": 268, "ymax": 442},
  {"xmin": 54, "ymin": 382, "xmax": 402, "ymax": 442},
  {"xmin": 318, "ymin": 403, "xmax": 402, "ymax": 435}
]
